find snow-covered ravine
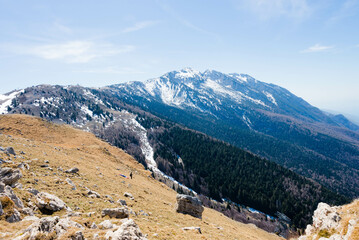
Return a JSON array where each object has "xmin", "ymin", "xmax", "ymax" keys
[
  {"xmin": 0, "ymin": 90, "xmax": 24, "ymax": 114},
  {"xmin": 122, "ymin": 112, "xmax": 196, "ymax": 195}
]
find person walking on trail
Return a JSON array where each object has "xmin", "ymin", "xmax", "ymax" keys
[{"xmin": 130, "ymin": 172, "xmax": 133, "ymax": 179}]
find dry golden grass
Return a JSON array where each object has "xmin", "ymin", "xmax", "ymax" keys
[{"xmin": 0, "ymin": 114, "xmax": 283, "ymax": 240}]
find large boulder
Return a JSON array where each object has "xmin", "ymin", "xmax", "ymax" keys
[
  {"xmin": 0, "ymin": 167, "xmax": 22, "ymax": 186},
  {"xmin": 175, "ymin": 194, "xmax": 204, "ymax": 219},
  {"xmin": 312, "ymin": 203, "xmax": 341, "ymax": 230},
  {"xmin": 35, "ymin": 192, "xmax": 68, "ymax": 213},
  {"xmin": 105, "ymin": 219, "xmax": 147, "ymax": 240},
  {"xmin": 102, "ymin": 207, "xmax": 129, "ymax": 219}
]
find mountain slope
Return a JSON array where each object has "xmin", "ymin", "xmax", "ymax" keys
[
  {"xmin": 105, "ymin": 68, "xmax": 359, "ymax": 198},
  {"xmin": 0, "ymin": 85, "xmax": 349, "ymax": 230},
  {"xmin": 0, "ymin": 114, "xmax": 284, "ymax": 240}
]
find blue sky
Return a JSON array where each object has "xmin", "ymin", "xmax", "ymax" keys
[{"xmin": 0, "ymin": 0, "xmax": 358, "ymax": 120}]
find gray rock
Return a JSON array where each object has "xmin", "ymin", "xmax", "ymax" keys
[
  {"xmin": 124, "ymin": 192, "xmax": 134, "ymax": 200},
  {"xmin": 0, "ymin": 184, "xmax": 24, "ymax": 208},
  {"xmin": 88, "ymin": 189, "xmax": 101, "ymax": 198},
  {"xmin": 175, "ymin": 194, "xmax": 204, "ymax": 219},
  {"xmin": 6, "ymin": 147, "xmax": 16, "ymax": 155},
  {"xmin": 0, "ymin": 167, "xmax": 22, "ymax": 186},
  {"xmin": 182, "ymin": 226, "xmax": 202, "ymax": 234},
  {"xmin": 55, "ymin": 218, "xmax": 83, "ymax": 236},
  {"xmin": 21, "ymin": 207, "xmax": 34, "ymax": 216},
  {"xmin": 35, "ymin": 192, "xmax": 67, "ymax": 213},
  {"xmin": 19, "ymin": 216, "xmax": 84, "ymax": 239},
  {"xmin": 27, "ymin": 188, "xmax": 39, "ymax": 196},
  {"xmin": 102, "ymin": 207, "xmax": 129, "ymax": 219},
  {"xmin": 65, "ymin": 167, "xmax": 79, "ymax": 173},
  {"xmin": 17, "ymin": 163, "xmax": 30, "ymax": 170},
  {"xmin": 6, "ymin": 209, "xmax": 21, "ymax": 223},
  {"xmin": 66, "ymin": 178, "xmax": 76, "ymax": 190},
  {"xmin": 99, "ymin": 219, "xmax": 114, "ymax": 229},
  {"xmin": 70, "ymin": 231, "xmax": 85, "ymax": 240},
  {"xmin": 90, "ymin": 222, "xmax": 98, "ymax": 229},
  {"xmin": 105, "ymin": 219, "xmax": 147, "ymax": 240},
  {"xmin": 117, "ymin": 199, "xmax": 127, "ymax": 206},
  {"xmin": 0, "ymin": 201, "xmax": 3, "ymax": 216}
]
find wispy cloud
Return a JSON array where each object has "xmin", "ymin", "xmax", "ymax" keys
[
  {"xmin": 53, "ymin": 22, "xmax": 72, "ymax": 34},
  {"xmin": 2, "ymin": 41, "xmax": 135, "ymax": 63},
  {"xmin": 234, "ymin": 0, "xmax": 312, "ymax": 20},
  {"xmin": 301, "ymin": 44, "xmax": 334, "ymax": 53},
  {"xmin": 123, "ymin": 21, "xmax": 159, "ymax": 33}
]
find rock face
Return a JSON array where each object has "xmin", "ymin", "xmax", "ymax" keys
[
  {"xmin": 298, "ymin": 201, "xmax": 359, "ymax": 240},
  {"xmin": 105, "ymin": 219, "xmax": 147, "ymax": 240},
  {"xmin": 0, "ymin": 167, "xmax": 22, "ymax": 186},
  {"xmin": 175, "ymin": 194, "xmax": 204, "ymax": 219},
  {"xmin": 35, "ymin": 192, "xmax": 68, "ymax": 213},
  {"xmin": 102, "ymin": 207, "xmax": 129, "ymax": 219}
]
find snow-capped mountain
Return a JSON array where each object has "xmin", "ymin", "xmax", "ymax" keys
[
  {"xmin": 110, "ymin": 68, "xmax": 357, "ymax": 131},
  {"xmin": 1, "ymin": 68, "xmax": 359, "ymax": 200}
]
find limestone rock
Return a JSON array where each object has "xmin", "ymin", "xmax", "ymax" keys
[
  {"xmin": 88, "ymin": 189, "xmax": 101, "ymax": 198},
  {"xmin": 124, "ymin": 192, "xmax": 134, "ymax": 200},
  {"xmin": 175, "ymin": 194, "xmax": 204, "ymax": 219},
  {"xmin": 312, "ymin": 203, "xmax": 341, "ymax": 230},
  {"xmin": 35, "ymin": 192, "xmax": 67, "ymax": 213},
  {"xmin": 182, "ymin": 226, "xmax": 202, "ymax": 234},
  {"xmin": 0, "ymin": 167, "xmax": 22, "ymax": 186},
  {"xmin": 0, "ymin": 183, "xmax": 24, "ymax": 208},
  {"xmin": 65, "ymin": 167, "xmax": 79, "ymax": 173},
  {"xmin": 102, "ymin": 207, "xmax": 129, "ymax": 219},
  {"xmin": 105, "ymin": 219, "xmax": 147, "ymax": 240},
  {"xmin": 99, "ymin": 219, "xmax": 114, "ymax": 229},
  {"xmin": 55, "ymin": 218, "xmax": 84, "ymax": 236},
  {"xmin": 18, "ymin": 216, "xmax": 83, "ymax": 240}
]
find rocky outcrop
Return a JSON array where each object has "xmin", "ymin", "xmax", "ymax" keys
[
  {"xmin": 14, "ymin": 216, "xmax": 83, "ymax": 240},
  {"xmin": 298, "ymin": 201, "xmax": 359, "ymax": 240},
  {"xmin": 175, "ymin": 194, "xmax": 204, "ymax": 219},
  {"xmin": 0, "ymin": 167, "xmax": 22, "ymax": 186},
  {"xmin": 105, "ymin": 219, "xmax": 147, "ymax": 240},
  {"xmin": 102, "ymin": 207, "xmax": 129, "ymax": 219},
  {"xmin": 35, "ymin": 192, "xmax": 68, "ymax": 213}
]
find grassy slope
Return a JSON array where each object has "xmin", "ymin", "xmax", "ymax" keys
[{"xmin": 0, "ymin": 114, "xmax": 282, "ymax": 240}]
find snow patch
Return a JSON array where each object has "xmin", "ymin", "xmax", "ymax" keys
[
  {"xmin": 0, "ymin": 89, "xmax": 24, "ymax": 114},
  {"xmin": 263, "ymin": 91, "xmax": 278, "ymax": 106}
]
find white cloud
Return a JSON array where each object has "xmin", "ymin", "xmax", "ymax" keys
[
  {"xmin": 3, "ymin": 41, "xmax": 135, "ymax": 63},
  {"xmin": 301, "ymin": 44, "xmax": 334, "ymax": 53},
  {"xmin": 123, "ymin": 21, "xmax": 158, "ymax": 33},
  {"xmin": 234, "ymin": 0, "xmax": 311, "ymax": 19}
]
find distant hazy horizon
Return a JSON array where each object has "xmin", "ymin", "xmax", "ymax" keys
[{"xmin": 1, "ymin": 0, "xmax": 358, "ymax": 118}]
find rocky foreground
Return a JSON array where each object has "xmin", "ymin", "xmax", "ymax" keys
[
  {"xmin": 0, "ymin": 114, "xmax": 283, "ymax": 240},
  {"xmin": 296, "ymin": 200, "xmax": 359, "ymax": 240}
]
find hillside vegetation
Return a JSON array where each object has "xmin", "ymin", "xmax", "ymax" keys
[{"xmin": 0, "ymin": 114, "xmax": 283, "ymax": 240}]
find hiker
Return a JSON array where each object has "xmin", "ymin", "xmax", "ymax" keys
[{"xmin": 130, "ymin": 172, "xmax": 133, "ymax": 179}]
